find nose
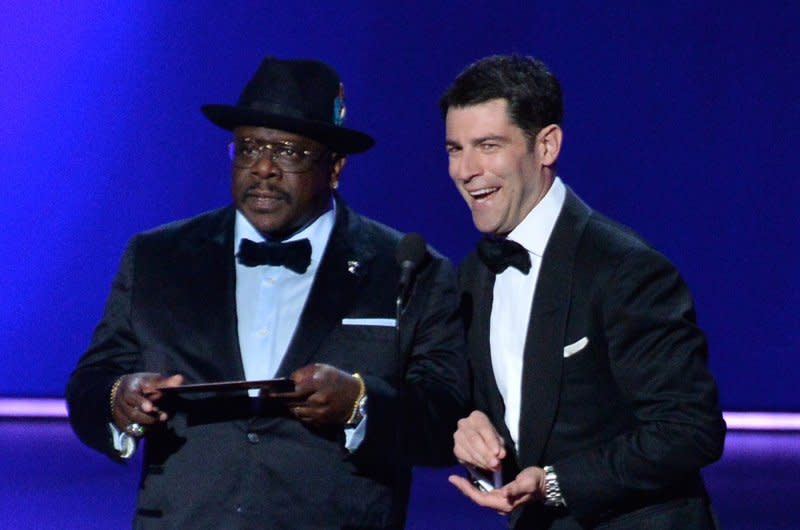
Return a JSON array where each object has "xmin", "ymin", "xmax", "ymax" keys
[
  {"xmin": 450, "ymin": 148, "xmax": 481, "ymax": 183},
  {"xmin": 250, "ymin": 152, "xmax": 281, "ymax": 179}
]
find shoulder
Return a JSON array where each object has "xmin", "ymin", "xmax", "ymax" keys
[
  {"xmin": 584, "ymin": 211, "xmax": 651, "ymax": 255},
  {"xmin": 572, "ymin": 197, "xmax": 675, "ymax": 275},
  {"xmin": 131, "ymin": 206, "xmax": 230, "ymax": 242},
  {"xmin": 124, "ymin": 206, "xmax": 232, "ymax": 258},
  {"xmin": 139, "ymin": 206, "xmax": 231, "ymax": 239},
  {"xmin": 341, "ymin": 204, "xmax": 451, "ymax": 268},
  {"xmin": 575, "ymin": 210, "xmax": 691, "ymax": 312}
]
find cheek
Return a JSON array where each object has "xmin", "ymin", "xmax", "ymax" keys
[{"xmin": 231, "ymin": 170, "xmax": 246, "ymax": 194}]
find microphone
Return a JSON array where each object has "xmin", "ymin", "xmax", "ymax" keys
[
  {"xmin": 395, "ymin": 233, "xmax": 427, "ymax": 350},
  {"xmin": 396, "ymin": 233, "xmax": 427, "ymax": 299}
]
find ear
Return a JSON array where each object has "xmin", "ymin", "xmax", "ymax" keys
[
  {"xmin": 537, "ymin": 124, "xmax": 562, "ymax": 167},
  {"xmin": 330, "ymin": 156, "xmax": 347, "ymax": 189}
]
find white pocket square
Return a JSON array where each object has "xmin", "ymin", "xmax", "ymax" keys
[
  {"xmin": 341, "ymin": 318, "xmax": 396, "ymax": 327},
  {"xmin": 563, "ymin": 337, "xmax": 589, "ymax": 358}
]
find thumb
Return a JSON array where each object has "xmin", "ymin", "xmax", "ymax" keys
[{"xmin": 163, "ymin": 373, "xmax": 185, "ymax": 387}]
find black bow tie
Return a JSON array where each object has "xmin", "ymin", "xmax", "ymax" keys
[
  {"xmin": 237, "ymin": 238, "xmax": 312, "ymax": 273},
  {"xmin": 477, "ymin": 237, "xmax": 532, "ymax": 274}
]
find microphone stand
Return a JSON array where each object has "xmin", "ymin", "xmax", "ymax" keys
[{"xmin": 396, "ymin": 278, "xmax": 411, "ymax": 357}]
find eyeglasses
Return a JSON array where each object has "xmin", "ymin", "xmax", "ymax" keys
[{"xmin": 227, "ymin": 138, "xmax": 328, "ymax": 172}]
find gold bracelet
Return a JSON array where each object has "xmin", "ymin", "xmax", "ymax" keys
[
  {"xmin": 109, "ymin": 376, "xmax": 124, "ymax": 419},
  {"xmin": 346, "ymin": 373, "xmax": 366, "ymax": 425}
]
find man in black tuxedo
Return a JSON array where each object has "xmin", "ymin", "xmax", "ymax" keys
[
  {"xmin": 441, "ymin": 55, "xmax": 725, "ymax": 528},
  {"xmin": 66, "ymin": 57, "xmax": 467, "ymax": 529}
]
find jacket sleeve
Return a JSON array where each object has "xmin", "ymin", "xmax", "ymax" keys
[
  {"xmin": 65, "ymin": 237, "xmax": 145, "ymax": 458},
  {"xmin": 356, "ymin": 255, "xmax": 469, "ymax": 468},
  {"xmin": 553, "ymin": 247, "xmax": 726, "ymax": 523}
]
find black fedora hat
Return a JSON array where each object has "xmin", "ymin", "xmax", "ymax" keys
[{"xmin": 201, "ymin": 57, "xmax": 374, "ymax": 154}]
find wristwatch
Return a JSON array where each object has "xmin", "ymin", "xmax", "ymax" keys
[{"xmin": 543, "ymin": 465, "xmax": 566, "ymax": 507}]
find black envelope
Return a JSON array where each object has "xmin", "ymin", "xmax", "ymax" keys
[{"xmin": 157, "ymin": 378, "xmax": 294, "ymax": 395}]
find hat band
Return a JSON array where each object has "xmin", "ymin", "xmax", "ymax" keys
[{"xmin": 245, "ymin": 100, "xmax": 319, "ymax": 122}]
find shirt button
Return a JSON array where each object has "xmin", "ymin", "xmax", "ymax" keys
[
  {"xmin": 257, "ymin": 327, "xmax": 268, "ymax": 336},
  {"xmin": 263, "ymin": 277, "xmax": 276, "ymax": 286},
  {"xmin": 247, "ymin": 432, "xmax": 260, "ymax": 444}
]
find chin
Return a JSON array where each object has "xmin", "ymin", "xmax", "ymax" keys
[{"xmin": 471, "ymin": 215, "xmax": 496, "ymax": 235}]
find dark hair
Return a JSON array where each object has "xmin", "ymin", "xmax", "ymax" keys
[{"xmin": 439, "ymin": 54, "xmax": 563, "ymax": 137}]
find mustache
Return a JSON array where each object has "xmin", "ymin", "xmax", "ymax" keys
[{"xmin": 246, "ymin": 184, "xmax": 291, "ymax": 203}]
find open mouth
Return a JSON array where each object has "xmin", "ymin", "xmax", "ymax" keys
[{"xmin": 468, "ymin": 187, "xmax": 499, "ymax": 201}]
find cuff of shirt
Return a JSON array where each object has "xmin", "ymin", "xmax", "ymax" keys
[
  {"xmin": 344, "ymin": 413, "xmax": 367, "ymax": 452},
  {"xmin": 108, "ymin": 422, "xmax": 137, "ymax": 459}
]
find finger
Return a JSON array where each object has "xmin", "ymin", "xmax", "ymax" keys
[
  {"xmin": 125, "ymin": 392, "xmax": 164, "ymax": 417},
  {"xmin": 290, "ymin": 404, "xmax": 315, "ymax": 421},
  {"xmin": 284, "ymin": 381, "xmax": 317, "ymax": 397},
  {"xmin": 126, "ymin": 406, "xmax": 161, "ymax": 426},
  {"xmin": 285, "ymin": 396, "xmax": 317, "ymax": 410},
  {"xmin": 150, "ymin": 373, "xmax": 185, "ymax": 395},
  {"xmin": 290, "ymin": 365, "xmax": 319, "ymax": 387},
  {"xmin": 447, "ymin": 475, "xmax": 513, "ymax": 513},
  {"xmin": 139, "ymin": 399, "xmax": 158, "ymax": 414},
  {"xmin": 448, "ymin": 474, "xmax": 483, "ymax": 499},
  {"xmin": 120, "ymin": 391, "xmax": 164, "ymax": 425},
  {"xmin": 122, "ymin": 389, "xmax": 149, "ymax": 413},
  {"xmin": 453, "ymin": 433, "xmax": 487, "ymax": 468},
  {"xmin": 454, "ymin": 423, "xmax": 500, "ymax": 470},
  {"xmin": 468, "ymin": 411, "xmax": 506, "ymax": 462},
  {"xmin": 497, "ymin": 471, "xmax": 542, "ymax": 510},
  {"xmin": 141, "ymin": 373, "xmax": 184, "ymax": 399},
  {"xmin": 163, "ymin": 373, "xmax": 184, "ymax": 387},
  {"xmin": 506, "ymin": 493, "xmax": 534, "ymax": 511}
]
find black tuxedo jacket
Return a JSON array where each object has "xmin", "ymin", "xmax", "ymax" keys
[
  {"xmin": 459, "ymin": 188, "xmax": 725, "ymax": 529},
  {"xmin": 66, "ymin": 198, "xmax": 467, "ymax": 529}
]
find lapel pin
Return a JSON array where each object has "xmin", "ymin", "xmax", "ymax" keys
[{"xmin": 347, "ymin": 260, "xmax": 362, "ymax": 275}]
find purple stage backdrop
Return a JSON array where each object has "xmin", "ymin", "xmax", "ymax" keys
[{"xmin": 1, "ymin": 2, "xmax": 798, "ymax": 411}]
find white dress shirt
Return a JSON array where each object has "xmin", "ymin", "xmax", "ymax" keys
[
  {"xmin": 235, "ymin": 208, "xmax": 334, "ymax": 386},
  {"xmin": 234, "ymin": 205, "xmax": 365, "ymax": 449},
  {"xmin": 490, "ymin": 177, "xmax": 566, "ymax": 451}
]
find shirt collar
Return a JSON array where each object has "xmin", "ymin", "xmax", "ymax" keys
[{"xmin": 507, "ymin": 176, "xmax": 566, "ymax": 258}]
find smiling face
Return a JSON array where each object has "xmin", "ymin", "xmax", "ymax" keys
[
  {"xmin": 445, "ymin": 98, "xmax": 560, "ymax": 236},
  {"xmin": 231, "ymin": 126, "xmax": 344, "ymax": 240}
]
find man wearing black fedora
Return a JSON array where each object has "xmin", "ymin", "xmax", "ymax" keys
[{"xmin": 66, "ymin": 57, "xmax": 467, "ymax": 529}]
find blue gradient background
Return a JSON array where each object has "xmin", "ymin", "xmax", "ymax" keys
[{"xmin": 2, "ymin": 2, "xmax": 798, "ymax": 411}]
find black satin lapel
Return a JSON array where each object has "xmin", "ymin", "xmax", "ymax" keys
[
  {"xmin": 183, "ymin": 208, "xmax": 245, "ymax": 382},
  {"xmin": 275, "ymin": 206, "xmax": 367, "ymax": 376},
  {"xmin": 464, "ymin": 256, "xmax": 519, "ymax": 461},
  {"xmin": 478, "ymin": 270, "xmax": 513, "ymax": 436},
  {"xmin": 517, "ymin": 189, "xmax": 591, "ymax": 468}
]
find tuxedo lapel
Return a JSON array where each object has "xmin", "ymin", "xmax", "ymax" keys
[
  {"xmin": 179, "ymin": 207, "xmax": 245, "ymax": 382},
  {"xmin": 470, "ymin": 266, "xmax": 515, "ymax": 442},
  {"xmin": 516, "ymin": 188, "xmax": 591, "ymax": 468},
  {"xmin": 275, "ymin": 201, "xmax": 371, "ymax": 376},
  {"xmin": 458, "ymin": 253, "xmax": 522, "ymax": 466}
]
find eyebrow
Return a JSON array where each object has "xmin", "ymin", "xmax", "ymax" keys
[
  {"xmin": 472, "ymin": 134, "xmax": 509, "ymax": 145},
  {"xmin": 445, "ymin": 134, "xmax": 510, "ymax": 149}
]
